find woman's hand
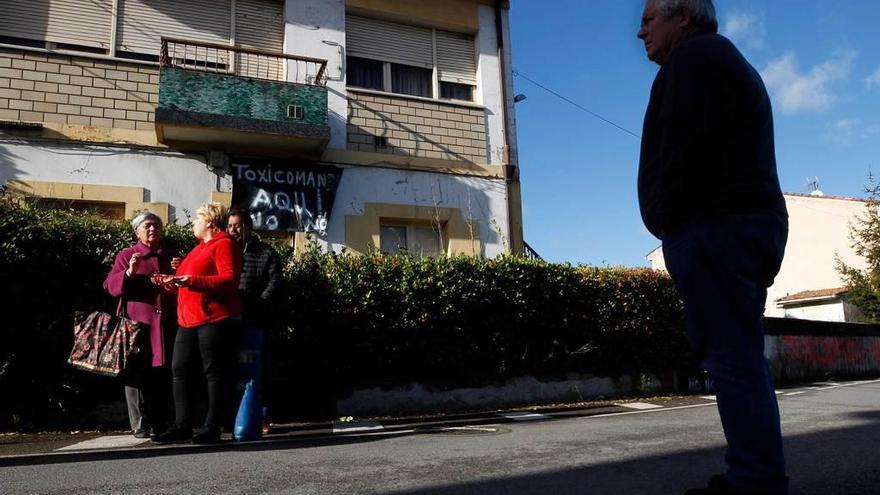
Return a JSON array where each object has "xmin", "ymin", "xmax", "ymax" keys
[
  {"xmin": 170, "ymin": 257, "xmax": 182, "ymax": 271},
  {"xmin": 126, "ymin": 252, "xmax": 142, "ymax": 276},
  {"xmin": 173, "ymin": 275, "xmax": 191, "ymax": 287}
]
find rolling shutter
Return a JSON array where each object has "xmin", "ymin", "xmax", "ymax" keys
[
  {"xmin": 436, "ymin": 30, "xmax": 476, "ymax": 85},
  {"xmin": 234, "ymin": 0, "xmax": 285, "ymax": 80},
  {"xmin": 0, "ymin": 0, "xmax": 113, "ymax": 49},
  {"xmin": 116, "ymin": 0, "xmax": 231, "ymax": 55},
  {"xmin": 346, "ymin": 15, "xmax": 433, "ymax": 69},
  {"xmin": 234, "ymin": 0, "xmax": 283, "ymax": 52}
]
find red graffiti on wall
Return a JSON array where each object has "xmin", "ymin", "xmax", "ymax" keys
[{"xmin": 779, "ymin": 335, "xmax": 880, "ymax": 372}]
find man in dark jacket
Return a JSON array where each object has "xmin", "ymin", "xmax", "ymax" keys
[
  {"xmin": 637, "ymin": 1, "xmax": 789, "ymax": 494},
  {"xmin": 227, "ymin": 208, "xmax": 283, "ymax": 433}
]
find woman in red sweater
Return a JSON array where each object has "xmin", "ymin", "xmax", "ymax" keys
[{"xmin": 153, "ymin": 203, "xmax": 242, "ymax": 444}]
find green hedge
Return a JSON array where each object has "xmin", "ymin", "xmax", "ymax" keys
[{"xmin": 0, "ymin": 195, "xmax": 690, "ymax": 429}]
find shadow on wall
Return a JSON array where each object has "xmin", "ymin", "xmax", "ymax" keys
[
  {"xmin": 0, "ymin": 145, "xmax": 25, "ymax": 193},
  {"xmin": 346, "ymin": 97, "xmax": 483, "ymax": 164},
  {"xmin": 381, "ymin": 410, "xmax": 880, "ymax": 495}
]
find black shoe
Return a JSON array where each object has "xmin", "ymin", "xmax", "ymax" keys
[
  {"xmin": 192, "ymin": 425, "xmax": 221, "ymax": 444},
  {"xmin": 685, "ymin": 475, "xmax": 749, "ymax": 495},
  {"xmin": 132, "ymin": 428, "xmax": 150, "ymax": 439},
  {"xmin": 151, "ymin": 426, "xmax": 192, "ymax": 444}
]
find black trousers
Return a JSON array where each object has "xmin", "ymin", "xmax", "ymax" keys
[{"xmin": 171, "ymin": 320, "xmax": 237, "ymax": 430}]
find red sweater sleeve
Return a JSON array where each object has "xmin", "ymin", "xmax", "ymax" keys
[{"xmin": 188, "ymin": 238, "xmax": 241, "ymax": 292}]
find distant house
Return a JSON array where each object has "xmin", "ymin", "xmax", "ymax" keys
[
  {"xmin": 775, "ymin": 287, "xmax": 864, "ymax": 322},
  {"xmin": 646, "ymin": 192, "xmax": 869, "ymax": 321}
]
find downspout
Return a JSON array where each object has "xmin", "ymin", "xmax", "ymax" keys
[{"xmin": 494, "ymin": 1, "xmax": 522, "ymax": 254}]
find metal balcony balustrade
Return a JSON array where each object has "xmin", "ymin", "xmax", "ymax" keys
[{"xmin": 159, "ymin": 37, "xmax": 327, "ymax": 86}]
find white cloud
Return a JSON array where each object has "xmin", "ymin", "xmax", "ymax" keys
[
  {"xmin": 761, "ymin": 50, "xmax": 856, "ymax": 114},
  {"xmin": 823, "ymin": 118, "xmax": 880, "ymax": 146},
  {"xmin": 722, "ymin": 10, "xmax": 766, "ymax": 50},
  {"xmin": 866, "ymin": 66, "xmax": 880, "ymax": 90}
]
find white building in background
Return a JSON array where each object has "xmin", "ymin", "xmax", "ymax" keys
[
  {"xmin": 646, "ymin": 192, "xmax": 870, "ymax": 321},
  {"xmin": 0, "ymin": 0, "xmax": 524, "ymax": 258}
]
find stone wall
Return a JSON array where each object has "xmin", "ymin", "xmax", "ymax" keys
[
  {"xmin": 347, "ymin": 90, "xmax": 488, "ymax": 163},
  {"xmin": 0, "ymin": 48, "xmax": 157, "ymax": 131}
]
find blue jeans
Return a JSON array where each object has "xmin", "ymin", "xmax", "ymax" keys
[{"xmin": 663, "ymin": 212, "xmax": 789, "ymax": 495}]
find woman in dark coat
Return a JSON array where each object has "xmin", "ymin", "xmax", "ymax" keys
[{"xmin": 103, "ymin": 211, "xmax": 180, "ymax": 438}]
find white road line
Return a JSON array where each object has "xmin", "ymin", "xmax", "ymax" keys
[
  {"xmin": 619, "ymin": 402, "xmax": 663, "ymax": 410},
  {"xmin": 785, "ymin": 391, "xmax": 806, "ymax": 396},
  {"xmin": 584, "ymin": 402, "xmax": 718, "ymax": 419},
  {"xmin": 775, "ymin": 390, "xmax": 783, "ymax": 394},
  {"xmin": 55, "ymin": 435, "xmax": 150, "ymax": 451},
  {"xmin": 499, "ymin": 412, "xmax": 551, "ymax": 421},
  {"xmin": 332, "ymin": 421, "xmax": 384, "ymax": 434},
  {"xmin": 700, "ymin": 395, "xmax": 716, "ymax": 401}
]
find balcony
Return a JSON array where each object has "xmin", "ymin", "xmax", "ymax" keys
[{"xmin": 155, "ymin": 38, "xmax": 330, "ymax": 157}]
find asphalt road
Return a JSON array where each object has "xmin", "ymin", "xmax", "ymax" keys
[{"xmin": 2, "ymin": 380, "xmax": 879, "ymax": 494}]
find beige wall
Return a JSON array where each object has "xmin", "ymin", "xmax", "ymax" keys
[
  {"xmin": 645, "ymin": 194, "xmax": 870, "ymax": 317},
  {"xmin": 767, "ymin": 194, "xmax": 867, "ymax": 317},
  {"xmin": 344, "ymin": 202, "xmax": 481, "ymax": 256},
  {"xmin": 347, "ymin": 90, "xmax": 487, "ymax": 163},
  {"xmin": 0, "ymin": 48, "xmax": 157, "ymax": 132}
]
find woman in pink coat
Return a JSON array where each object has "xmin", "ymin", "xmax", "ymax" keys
[{"xmin": 103, "ymin": 211, "xmax": 180, "ymax": 438}]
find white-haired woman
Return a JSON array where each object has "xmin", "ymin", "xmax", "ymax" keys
[
  {"xmin": 103, "ymin": 211, "xmax": 180, "ymax": 438},
  {"xmin": 153, "ymin": 203, "xmax": 242, "ymax": 444}
]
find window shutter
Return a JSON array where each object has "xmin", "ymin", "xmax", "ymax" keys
[
  {"xmin": 234, "ymin": 0, "xmax": 285, "ymax": 80},
  {"xmin": 116, "ymin": 0, "xmax": 231, "ymax": 55},
  {"xmin": 234, "ymin": 0, "xmax": 283, "ymax": 52},
  {"xmin": 0, "ymin": 0, "xmax": 113, "ymax": 49},
  {"xmin": 346, "ymin": 15, "xmax": 433, "ymax": 69},
  {"xmin": 436, "ymin": 30, "xmax": 476, "ymax": 85}
]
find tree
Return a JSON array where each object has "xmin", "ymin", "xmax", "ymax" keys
[{"xmin": 837, "ymin": 174, "xmax": 880, "ymax": 322}]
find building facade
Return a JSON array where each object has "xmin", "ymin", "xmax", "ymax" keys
[
  {"xmin": 0, "ymin": 0, "xmax": 522, "ymax": 258},
  {"xmin": 646, "ymin": 193, "xmax": 869, "ymax": 320}
]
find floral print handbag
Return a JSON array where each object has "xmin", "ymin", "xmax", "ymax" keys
[{"xmin": 68, "ymin": 309, "xmax": 142, "ymax": 377}]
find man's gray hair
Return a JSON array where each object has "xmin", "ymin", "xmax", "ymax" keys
[{"xmin": 654, "ymin": 0, "xmax": 718, "ymax": 33}]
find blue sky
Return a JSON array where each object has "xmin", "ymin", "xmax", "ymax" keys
[{"xmin": 510, "ymin": 1, "xmax": 880, "ymax": 266}]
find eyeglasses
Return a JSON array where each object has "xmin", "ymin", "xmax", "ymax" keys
[{"xmin": 139, "ymin": 221, "xmax": 162, "ymax": 230}]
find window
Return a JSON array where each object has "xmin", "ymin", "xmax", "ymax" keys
[
  {"xmin": 440, "ymin": 82, "xmax": 474, "ymax": 102},
  {"xmin": 346, "ymin": 14, "xmax": 477, "ymax": 102},
  {"xmin": 380, "ymin": 222, "xmax": 442, "ymax": 257},
  {"xmin": 346, "ymin": 56, "xmax": 384, "ymax": 91},
  {"xmin": 391, "ymin": 64, "xmax": 432, "ymax": 98}
]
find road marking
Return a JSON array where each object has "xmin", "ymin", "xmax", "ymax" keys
[
  {"xmin": 775, "ymin": 390, "xmax": 783, "ymax": 394},
  {"xmin": 785, "ymin": 391, "xmax": 806, "ymax": 396},
  {"xmin": 332, "ymin": 421, "xmax": 384, "ymax": 434},
  {"xmin": 583, "ymin": 402, "xmax": 717, "ymax": 419},
  {"xmin": 55, "ymin": 435, "xmax": 150, "ymax": 451},
  {"xmin": 700, "ymin": 395, "xmax": 716, "ymax": 401},
  {"xmin": 619, "ymin": 402, "xmax": 662, "ymax": 410},
  {"xmin": 499, "ymin": 412, "xmax": 550, "ymax": 421}
]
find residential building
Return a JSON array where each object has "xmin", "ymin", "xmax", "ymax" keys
[
  {"xmin": 646, "ymin": 192, "xmax": 869, "ymax": 321},
  {"xmin": 0, "ymin": 0, "xmax": 522, "ymax": 257}
]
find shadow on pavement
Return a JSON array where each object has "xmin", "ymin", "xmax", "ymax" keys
[{"xmin": 382, "ymin": 413, "xmax": 880, "ymax": 495}]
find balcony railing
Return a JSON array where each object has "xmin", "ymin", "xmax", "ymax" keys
[
  {"xmin": 159, "ymin": 37, "xmax": 327, "ymax": 86},
  {"xmin": 523, "ymin": 241, "xmax": 543, "ymax": 261}
]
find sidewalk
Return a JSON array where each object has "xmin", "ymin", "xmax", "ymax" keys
[{"xmin": 2, "ymin": 379, "xmax": 875, "ymax": 465}]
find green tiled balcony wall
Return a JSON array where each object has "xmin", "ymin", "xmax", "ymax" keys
[{"xmin": 158, "ymin": 67, "xmax": 327, "ymax": 126}]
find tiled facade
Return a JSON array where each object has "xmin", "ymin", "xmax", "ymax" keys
[
  {"xmin": 346, "ymin": 90, "xmax": 488, "ymax": 163},
  {"xmin": 0, "ymin": 48, "xmax": 157, "ymax": 131}
]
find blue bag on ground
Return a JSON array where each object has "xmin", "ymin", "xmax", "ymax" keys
[{"xmin": 234, "ymin": 380, "xmax": 262, "ymax": 441}]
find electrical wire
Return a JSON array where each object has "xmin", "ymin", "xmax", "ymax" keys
[{"xmin": 513, "ymin": 69, "xmax": 641, "ymax": 139}]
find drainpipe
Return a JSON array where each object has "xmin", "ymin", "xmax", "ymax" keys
[{"xmin": 494, "ymin": 1, "xmax": 523, "ymax": 254}]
